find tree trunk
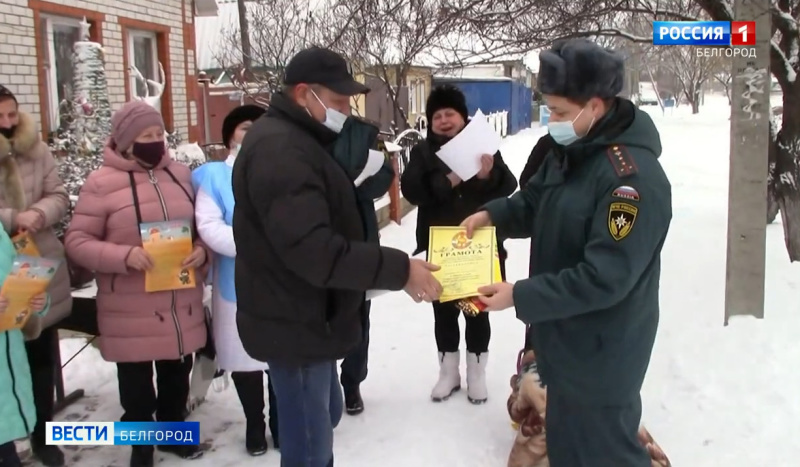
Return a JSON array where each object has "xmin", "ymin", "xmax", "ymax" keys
[
  {"xmin": 237, "ymin": 0, "xmax": 252, "ymax": 71},
  {"xmin": 691, "ymin": 98, "xmax": 700, "ymax": 114},
  {"xmin": 774, "ymin": 87, "xmax": 800, "ymax": 259},
  {"xmin": 767, "ymin": 116, "xmax": 779, "ymax": 224},
  {"xmin": 724, "ymin": 0, "xmax": 771, "ymax": 324}
]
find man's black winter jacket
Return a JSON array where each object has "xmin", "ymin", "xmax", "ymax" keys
[{"xmin": 231, "ymin": 92, "xmax": 410, "ymax": 365}]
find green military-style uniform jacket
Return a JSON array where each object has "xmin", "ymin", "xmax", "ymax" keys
[{"xmin": 484, "ymin": 99, "xmax": 672, "ymax": 406}]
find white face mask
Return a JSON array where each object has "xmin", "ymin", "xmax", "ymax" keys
[
  {"xmin": 229, "ymin": 143, "xmax": 241, "ymax": 158},
  {"xmin": 310, "ymin": 89, "xmax": 347, "ymax": 133}
]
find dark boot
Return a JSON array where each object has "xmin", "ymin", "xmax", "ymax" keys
[
  {"xmin": 232, "ymin": 371, "xmax": 268, "ymax": 456},
  {"xmin": 266, "ymin": 371, "xmax": 279, "ymax": 449},
  {"xmin": 343, "ymin": 385, "xmax": 364, "ymax": 415},
  {"xmin": 0, "ymin": 441, "xmax": 22, "ymax": 467},
  {"xmin": 30, "ymin": 439, "xmax": 65, "ymax": 467},
  {"xmin": 129, "ymin": 445, "xmax": 154, "ymax": 467},
  {"xmin": 29, "ymin": 365, "xmax": 64, "ymax": 467},
  {"xmin": 156, "ymin": 445, "xmax": 203, "ymax": 459}
]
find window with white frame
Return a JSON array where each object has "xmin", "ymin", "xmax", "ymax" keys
[
  {"xmin": 127, "ymin": 30, "xmax": 159, "ymax": 99},
  {"xmin": 40, "ymin": 15, "xmax": 83, "ymax": 134}
]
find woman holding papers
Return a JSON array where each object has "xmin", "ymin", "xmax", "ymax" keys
[
  {"xmin": 0, "ymin": 85, "xmax": 72, "ymax": 467},
  {"xmin": 65, "ymin": 101, "xmax": 210, "ymax": 466},
  {"xmin": 192, "ymin": 104, "xmax": 279, "ymax": 456},
  {"xmin": 0, "ymin": 227, "xmax": 50, "ymax": 467},
  {"xmin": 401, "ymin": 84, "xmax": 517, "ymax": 404}
]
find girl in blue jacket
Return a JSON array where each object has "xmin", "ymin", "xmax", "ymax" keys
[{"xmin": 0, "ymin": 227, "xmax": 50, "ymax": 467}]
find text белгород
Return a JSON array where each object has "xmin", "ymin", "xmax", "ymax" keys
[{"xmin": 696, "ymin": 47, "xmax": 757, "ymax": 58}]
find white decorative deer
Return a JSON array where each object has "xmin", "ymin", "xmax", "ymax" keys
[{"xmin": 129, "ymin": 63, "xmax": 166, "ymax": 111}]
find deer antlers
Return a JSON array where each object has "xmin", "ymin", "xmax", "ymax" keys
[{"xmin": 129, "ymin": 62, "xmax": 166, "ymax": 109}]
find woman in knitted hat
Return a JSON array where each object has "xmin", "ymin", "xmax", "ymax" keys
[
  {"xmin": 400, "ymin": 84, "xmax": 518, "ymax": 405},
  {"xmin": 191, "ymin": 104, "xmax": 280, "ymax": 456},
  {"xmin": 65, "ymin": 100, "xmax": 211, "ymax": 466}
]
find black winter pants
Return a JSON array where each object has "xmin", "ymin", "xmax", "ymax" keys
[
  {"xmin": 24, "ymin": 326, "xmax": 57, "ymax": 444},
  {"xmin": 0, "ymin": 442, "xmax": 21, "ymax": 467},
  {"xmin": 432, "ymin": 301, "xmax": 490, "ymax": 354},
  {"xmin": 116, "ymin": 357, "xmax": 193, "ymax": 422},
  {"xmin": 231, "ymin": 370, "xmax": 279, "ymax": 444},
  {"xmin": 340, "ymin": 301, "xmax": 370, "ymax": 389},
  {"xmin": 432, "ymin": 256, "xmax": 505, "ymax": 354}
]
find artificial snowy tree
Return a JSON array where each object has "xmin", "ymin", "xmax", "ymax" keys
[
  {"xmin": 67, "ymin": 19, "xmax": 112, "ymax": 155},
  {"xmin": 53, "ymin": 18, "xmax": 110, "ymax": 239}
]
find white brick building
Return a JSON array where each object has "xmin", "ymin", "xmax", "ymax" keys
[{"xmin": 0, "ymin": 0, "xmax": 218, "ymax": 143}]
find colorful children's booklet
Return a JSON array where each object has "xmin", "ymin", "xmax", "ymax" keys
[
  {"xmin": 12, "ymin": 231, "xmax": 41, "ymax": 256},
  {"xmin": 140, "ymin": 220, "xmax": 196, "ymax": 293},
  {"xmin": 0, "ymin": 255, "xmax": 60, "ymax": 331}
]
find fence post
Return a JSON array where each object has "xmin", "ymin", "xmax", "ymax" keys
[{"xmin": 389, "ymin": 154, "xmax": 401, "ymax": 224}]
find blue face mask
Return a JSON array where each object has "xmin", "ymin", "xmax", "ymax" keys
[{"xmin": 547, "ymin": 107, "xmax": 594, "ymax": 146}]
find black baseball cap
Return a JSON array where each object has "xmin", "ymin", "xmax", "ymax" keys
[{"xmin": 283, "ymin": 46, "xmax": 370, "ymax": 96}]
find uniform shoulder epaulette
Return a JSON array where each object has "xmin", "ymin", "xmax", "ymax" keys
[{"xmin": 605, "ymin": 144, "xmax": 638, "ymax": 178}]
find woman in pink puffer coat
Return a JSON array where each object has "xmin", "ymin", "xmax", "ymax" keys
[{"xmin": 64, "ymin": 101, "xmax": 210, "ymax": 465}]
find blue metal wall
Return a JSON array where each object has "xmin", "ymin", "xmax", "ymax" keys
[{"xmin": 433, "ymin": 78, "xmax": 533, "ymax": 135}]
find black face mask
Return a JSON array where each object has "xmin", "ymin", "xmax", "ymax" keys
[
  {"xmin": 0, "ymin": 126, "xmax": 16, "ymax": 140},
  {"xmin": 132, "ymin": 141, "xmax": 166, "ymax": 167}
]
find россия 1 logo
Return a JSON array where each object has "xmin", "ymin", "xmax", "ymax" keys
[{"xmin": 653, "ymin": 21, "xmax": 756, "ymax": 46}]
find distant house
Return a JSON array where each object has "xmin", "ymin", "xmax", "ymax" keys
[
  {"xmin": 437, "ymin": 59, "xmax": 536, "ymax": 89},
  {"xmin": 351, "ymin": 65, "xmax": 433, "ymax": 132},
  {"xmin": 0, "ymin": 0, "xmax": 218, "ymax": 142},
  {"xmin": 432, "ymin": 58, "xmax": 535, "ymax": 135}
]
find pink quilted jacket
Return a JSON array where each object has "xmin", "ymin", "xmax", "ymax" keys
[{"xmin": 64, "ymin": 143, "xmax": 209, "ymax": 363}]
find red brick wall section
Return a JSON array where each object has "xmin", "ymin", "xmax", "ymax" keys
[{"xmin": 196, "ymin": 84, "xmax": 269, "ymax": 145}]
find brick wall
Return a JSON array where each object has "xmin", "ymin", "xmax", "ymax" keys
[{"xmin": 0, "ymin": 0, "xmax": 198, "ymax": 141}]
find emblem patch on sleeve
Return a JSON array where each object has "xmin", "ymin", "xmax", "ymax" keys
[
  {"xmin": 611, "ymin": 185, "xmax": 640, "ymax": 201},
  {"xmin": 608, "ymin": 202, "xmax": 638, "ymax": 241}
]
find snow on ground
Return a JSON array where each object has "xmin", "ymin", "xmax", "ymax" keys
[{"xmin": 50, "ymin": 95, "xmax": 800, "ymax": 466}]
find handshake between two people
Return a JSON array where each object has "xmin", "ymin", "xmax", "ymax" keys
[{"xmin": 402, "ymin": 209, "xmax": 513, "ymax": 311}]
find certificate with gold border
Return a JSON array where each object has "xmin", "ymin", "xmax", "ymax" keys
[{"xmin": 427, "ymin": 226, "xmax": 495, "ymax": 302}]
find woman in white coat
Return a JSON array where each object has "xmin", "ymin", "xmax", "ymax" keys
[{"xmin": 192, "ymin": 105, "xmax": 278, "ymax": 456}]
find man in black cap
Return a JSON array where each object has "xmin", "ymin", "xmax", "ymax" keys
[
  {"xmin": 462, "ymin": 39, "xmax": 672, "ymax": 466},
  {"xmin": 231, "ymin": 46, "xmax": 442, "ymax": 467}
]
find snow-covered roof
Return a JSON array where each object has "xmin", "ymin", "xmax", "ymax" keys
[
  {"xmin": 195, "ymin": 0, "xmax": 341, "ymax": 71},
  {"xmin": 434, "ymin": 75, "xmax": 514, "ymax": 82},
  {"xmin": 194, "ymin": 2, "xmax": 538, "ymax": 73},
  {"xmin": 194, "ymin": 1, "xmax": 240, "ymax": 70}
]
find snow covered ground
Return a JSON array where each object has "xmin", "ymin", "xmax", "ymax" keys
[{"xmin": 48, "ymin": 95, "xmax": 800, "ymax": 466}]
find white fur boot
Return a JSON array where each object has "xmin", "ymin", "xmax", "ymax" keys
[
  {"xmin": 466, "ymin": 352, "xmax": 488, "ymax": 404},
  {"xmin": 431, "ymin": 351, "xmax": 461, "ymax": 402}
]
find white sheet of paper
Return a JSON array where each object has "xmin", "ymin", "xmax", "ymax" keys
[
  {"xmin": 365, "ymin": 252, "xmax": 426, "ymax": 301},
  {"xmin": 434, "ymin": 109, "xmax": 502, "ymax": 180},
  {"xmin": 71, "ymin": 280, "xmax": 98, "ymax": 299},
  {"xmin": 354, "ymin": 149, "xmax": 386, "ymax": 187}
]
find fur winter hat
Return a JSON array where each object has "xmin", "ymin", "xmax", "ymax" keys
[
  {"xmin": 537, "ymin": 39, "xmax": 624, "ymax": 102},
  {"xmin": 425, "ymin": 84, "xmax": 469, "ymax": 124},
  {"xmin": 222, "ymin": 104, "xmax": 265, "ymax": 148},
  {"xmin": 0, "ymin": 84, "xmax": 16, "ymax": 104},
  {"xmin": 110, "ymin": 101, "xmax": 164, "ymax": 153}
]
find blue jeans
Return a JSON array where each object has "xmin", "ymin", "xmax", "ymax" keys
[{"xmin": 267, "ymin": 360, "xmax": 343, "ymax": 467}]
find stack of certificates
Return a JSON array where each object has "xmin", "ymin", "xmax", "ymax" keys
[{"xmin": 427, "ymin": 226, "xmax": 503, "ymax": 313}]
